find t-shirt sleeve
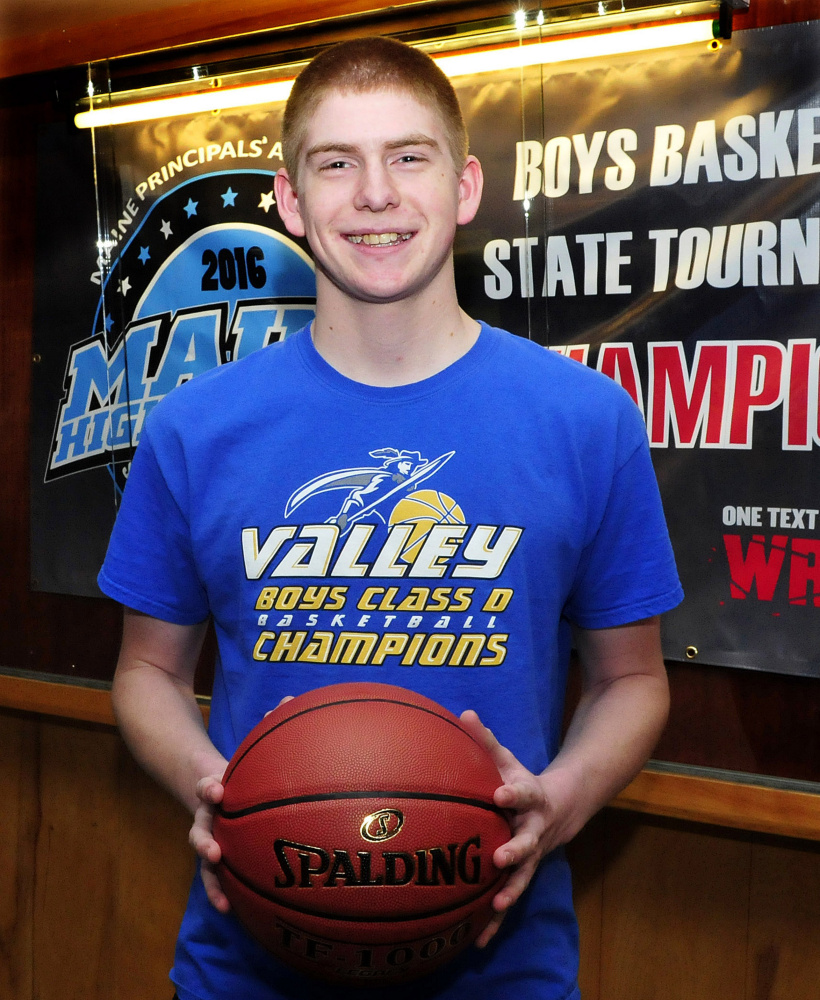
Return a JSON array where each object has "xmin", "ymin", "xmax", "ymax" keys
[
  {"xmin": 97, "ymin": 423, "xmax": 209, "ymax": 625},
  {"xmin": 564, "ymin": 415, "xmax": 683, "ymax": 630}
]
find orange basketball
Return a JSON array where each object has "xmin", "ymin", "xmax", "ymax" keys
[{"xmin": 212, "ymin": 682, "xmax": 510, "ymax": 986}]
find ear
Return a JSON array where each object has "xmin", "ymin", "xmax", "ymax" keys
[
  {"xmin": 274, "ymin": 168, "xmax": 306, "ymax": 238},
  {"xmin": 456, "ymin": 155, "xmax": 484, "ymax": 226}
]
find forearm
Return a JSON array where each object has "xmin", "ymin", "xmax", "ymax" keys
[
  {"xmin": 112, "ymin": 610, "xmax": 227, "ymax": 815},
  {"xmin": 543, "ymin": 669, "xmax": 668, "ymax": 841},
  {"xmin": 541, "ymin": 617, "xmax": 670, "ymax": 844},
  {"xmin": 113, "ymin": 663, "xmax": 227, "ymax": 814}
]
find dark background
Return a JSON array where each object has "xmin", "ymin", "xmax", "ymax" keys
[{"xmin": 4, "ymin": 21, "xmax": 820, "ymax": 783}]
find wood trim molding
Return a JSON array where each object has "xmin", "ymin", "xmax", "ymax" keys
[
  {"xmin": 0, "ymin": 672, "xmax": 116, "ymax": 725},
  {"xmin": 0, "ymin": 671, "xmax": 209, "ymax": 726},
  {"xmin": 611, "ymin": 768, "xmax": 820, "ymax": 842},
  {"xmin": 2, "ymin": 672, "xmax": 818, "ymax": 840}
]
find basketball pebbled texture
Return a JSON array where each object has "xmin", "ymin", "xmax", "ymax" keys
[{"xmin": 212, "ymin": 681, "xmax": 511, "ymax": 986}]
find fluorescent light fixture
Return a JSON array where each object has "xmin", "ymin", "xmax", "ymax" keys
[
  {"xmin": 74, "ymin": 19, "xmax": 718, "ymax": 129},
  {"xmin": 436, "ymin": 19, "xmax": 718, "ymax": 77},
  {"xmin": 75, "ymin": 79, "xmax": 295, "ymax": 128}
]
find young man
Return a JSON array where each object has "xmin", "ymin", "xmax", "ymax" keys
[{"xmin": 99, "ymin": 36, "xmax": 682, "ymax": 1000}]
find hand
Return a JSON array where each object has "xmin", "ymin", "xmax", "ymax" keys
[
  {"xmin": 189, "ymin": 773, "xmax": 231, "ymax": 913},
  {"xmin": 193, "ymin": 698, "xmax": 295, "ymax": 912},
  {"xmin": 460, "ymin": 710, "xmax": 562, "ymax": 949}
]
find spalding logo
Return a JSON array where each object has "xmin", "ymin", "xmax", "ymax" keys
[
  {"xmin": 273, "ymin": 837, "xmax": 482, "ymax": 888},
  {"xmin": 360, "ymin": 809, "xmax": 404, "ymax": 843}
]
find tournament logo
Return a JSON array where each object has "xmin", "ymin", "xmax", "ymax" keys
[{"xmin": 46, "ymin": 168, "xmax": 316, "ymax": 489}]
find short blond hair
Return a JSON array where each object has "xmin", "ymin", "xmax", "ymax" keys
[{"xmin": 282, "ymin": 36, "xmax": 468, "ymax": 186}]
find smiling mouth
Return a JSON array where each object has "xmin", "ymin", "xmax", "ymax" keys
[{"xmin": 347, "ymin": 232, "xmax": 413, "ymax": 246}]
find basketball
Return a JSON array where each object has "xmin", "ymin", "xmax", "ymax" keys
[
  {"xmin": 389, "ymin": 490, "xmax": 465, "ymax": 562},
  {"xmin": 212, "ymin": 681, "xmax": 511, "ymax": 986}
]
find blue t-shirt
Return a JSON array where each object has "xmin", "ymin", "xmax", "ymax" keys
[{"xmin": 99, "ymin": 322, "xmax": 682, "ymax": 1000}]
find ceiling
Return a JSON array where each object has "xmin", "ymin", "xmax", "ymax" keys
[
  {"xmin": 0, "ymin": 0, "xmax": 318, "ymax": 78},
  {"xmin": 0, "ymin": 0, "xmax": 199, "ymax": 44},
  {"xmin": 0, "ymin": 0, "xmax": 457, "ymax": 79}
]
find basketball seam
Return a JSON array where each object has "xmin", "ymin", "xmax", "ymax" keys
[
  {"xmin": 224, "ymin": 697, "xmax": 483, "ymax": 786},
  {"xmin": 219, "ymin": 789, "xmax": 507, "ymax": 820},
  {"xmin": 219, "ymin": 856, "xmax": 507, "ymax": 923}
]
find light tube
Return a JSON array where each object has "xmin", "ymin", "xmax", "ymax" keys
[
  {"xmin": 74, "ymin": 19, "xmax": 718, "ymax": 129},
  {"xmin": 436, "ymin": 19, "xmax": 718, "ymax": 77},
  {"xmin": 75, "ymin": 79, "xmax": 295, "ymax": 128}
]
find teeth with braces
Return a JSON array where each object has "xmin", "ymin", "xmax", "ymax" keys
[{"xmin": 347, "ymin": 232, "xmax": 412, "ymax": 245}]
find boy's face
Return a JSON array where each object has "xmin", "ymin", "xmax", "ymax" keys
[{"xmin": 275, "ymin": 88, "xmax": 482, "ymax": 308}]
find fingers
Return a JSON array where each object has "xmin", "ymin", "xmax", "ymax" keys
[
  {"xmin": 474, "ymin": 910, "xmax": 506, "ymax": 949},
  {"xmin": 200, "ymin": 858, "xmax": 231, "ymax": 913},
  {"xmin": 494, "ymin": 853, "xmax": 540, "ymax": 909},
  {"xmin": 190, "ymin": 774, "xmax": 224, "ymax": 868},
  {"xmin": 494, "ymin": 817, "xmax": 544, "ymax": 867},
  {"xmin": 461, "ymin": 708, "xmax": 557, "ymax": 951},
  {"xmin": 493, "ymin": 775, "xmax": 545, "ymax": 813},
  {"xmin": 265, "ymin": 694, "xmax": 295, "ymax": 718},
  {"xmin": 189, "ymin": 797, "xmax": 221, "ymax": 858},
  {"xmin": 189, "ymin": 818, "xmax": 221, "ymax": 861},
  {"xmin": 460, "ymin": 710, "xmax": 520, "ymax": 779},
  {"xmin": 475, "ymin": 853, "xmax": 541, "ymax": 949},
  {"xmin": 189, "ymin": 787, "xmax": 231, "ymax": 913},
  {"xmin": 195, "ymin": 773, "xmax": 224, "ymax": 806},
  {"xmin": 460, "ymin": 709, "xmax": 503, "ymax": 757}
]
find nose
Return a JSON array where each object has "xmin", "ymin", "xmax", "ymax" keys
[{"xmin": 353, "ymin": 161, "xmax": 400, "ymax": 212}]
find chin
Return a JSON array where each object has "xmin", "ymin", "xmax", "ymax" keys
[{"xmin": 332, "ymin": 276, "xmax": 425, "ymax": 306}]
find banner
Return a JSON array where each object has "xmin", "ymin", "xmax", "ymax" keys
[{"xmin": 31, "ymin": 23, "xmax": 820, "ymax": 676}]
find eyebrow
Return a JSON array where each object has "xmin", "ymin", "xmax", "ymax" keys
[{"xmin": 305, "ymin": 133, "xmax": 441, "ymax": 159}]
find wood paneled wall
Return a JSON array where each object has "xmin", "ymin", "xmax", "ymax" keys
[
  {"xmin": 1, "ymin": 708, "xmax": 194, "ymax": 999},
  {"xmin": 3, "ymin": 706, "xmax": 820, "ymax": 1000}
]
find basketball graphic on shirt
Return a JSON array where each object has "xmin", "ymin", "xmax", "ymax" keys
[{"xmin": 389, "ymin": 490, "xmax": 465, "ymax": 562}]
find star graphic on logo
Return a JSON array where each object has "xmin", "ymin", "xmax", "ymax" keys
[
  {"xmin": 160, "ymin": 220, "xmax": 173, "ymax": 239},
  {"xmin": 258, "ymin": 190, "xmax": 276, "ymax": 213},
  {"xmin": 104, "ymin": 313, "xmax": 115, "ymax": 333},
  {"xmin": 118, "ymin": 276, "xmax": 132, "ymax": 296},
  {"xmin": 221, "ymin": 187, "xmax": 238, "ymax": 207},
  {"xmin": 138, "ymin": 246, "xmax": 151, "ymax": 264},
  {"xmin": 184, "ymin": 198, "xmax": 198, "ymax": 218}
]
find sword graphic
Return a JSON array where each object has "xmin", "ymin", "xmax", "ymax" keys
[{"xmin": 284, "ymin": 451, "xmax": 454, "ymax": 535}]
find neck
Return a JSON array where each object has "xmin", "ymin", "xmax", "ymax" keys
[{"xmin": 311, "ymin": 279, "xmax": 480, "ymax": 387}]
